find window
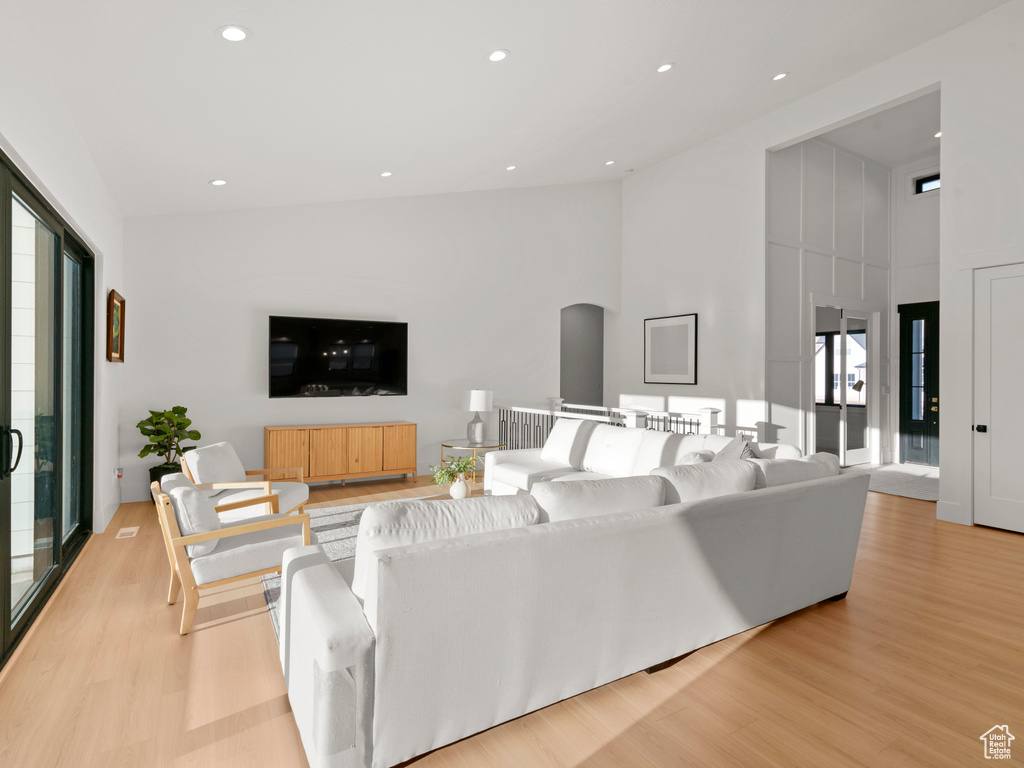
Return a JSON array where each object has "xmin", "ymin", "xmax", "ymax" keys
[{"xmin": 915, "ymin": 173, "xmax": 940, "ymax": 194}]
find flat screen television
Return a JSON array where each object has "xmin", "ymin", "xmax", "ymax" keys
[{"xmin": 269, "ymin": 315, "xmax": 408, "ymax": 398}]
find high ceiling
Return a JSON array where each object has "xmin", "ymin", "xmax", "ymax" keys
[
  {"xmin": 8, "ymin": 0, "xmax": 1007, "ymax": 217},
  {"xmin": 818, "ymin": 90, "xmax": 942, "ymax": 168}
]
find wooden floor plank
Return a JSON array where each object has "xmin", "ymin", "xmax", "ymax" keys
[{"xmin": 2, "ymin": 484, "xmax": 1023, "ymax": 768}]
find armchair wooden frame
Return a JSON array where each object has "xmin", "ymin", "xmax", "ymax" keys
[
  {"xmin": 151, "ymin": 482, "xmax": 311, "ymax": 635},
  {"xmin": 181, "ymin": 457, "xmax": 307, "ymax": 514}
]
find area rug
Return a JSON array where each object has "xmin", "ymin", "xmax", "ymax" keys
[
  {"xmin": 847, "ymin": 463, "xmax": 939, "ymax": 501},
  {"xmin": 261, "ymin": 501, "xmax": 367, "ymax": 641}
]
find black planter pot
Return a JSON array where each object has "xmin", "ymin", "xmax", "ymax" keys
[{"xmin": 148, "ymin": 463, "xmax": 182, "ymax": 487}]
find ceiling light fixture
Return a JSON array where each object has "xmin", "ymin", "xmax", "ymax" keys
[
  {"xmin": 773, "ymin": 72, "xmax": 788, "ymax": 81},
  {"xmin": 657, "ymin": 63, "xmax": 673, "ymax": 73},
  {"xmin": 506, "ymin": 165, "xmax": 516, "ymax": 171},
  {"xmin": 489, "ymin": 49, "xmax": 509, "ymax": 62},
  {"xmin": 218, "ymin": 25, "xmax": 249, "ymax": 42},
  {"xmin": 605, "ymin": 160, "xmax": 615, "ymax": 166},
  {"xmin": 380, "ymin": 171, "xmax": 392, "ymax": 177},
  {"xmin": 934, "ymin": 131, "xmax": 942, "ymax": 138},
  {"xmin": 208, "ymin": 179, "xmax": 227, "ymax": 186}
]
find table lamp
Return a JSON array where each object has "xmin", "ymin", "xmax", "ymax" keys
[{"xmin": 464, "ymin": 389, "xmax": 493, "ymax": 444}]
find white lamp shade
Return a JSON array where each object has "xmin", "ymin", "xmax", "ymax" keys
[{"xmin": 464, "ymin": 389, "xmax": 493, "ymax": 412}]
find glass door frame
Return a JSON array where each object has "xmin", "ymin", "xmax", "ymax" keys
[
  {"xmin": 0, "ymin": 157, "xmax": 94, "ymax": 666},
  {"xmin": 808, "ymin": 295, "xmax": 881, "ymax": 466}
]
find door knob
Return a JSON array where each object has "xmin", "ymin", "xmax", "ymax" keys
[{"xmin": 977, "ymin": 425, "xmax": 988, "ymax": 433}]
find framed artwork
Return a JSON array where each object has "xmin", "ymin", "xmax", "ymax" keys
[
  {"xmin": 106, "ymin": 290, "xmax": 125, "ymax": 363},
  {"xmin": 644, "ymin": 313, "xmax": 697, "ymax": 385}
]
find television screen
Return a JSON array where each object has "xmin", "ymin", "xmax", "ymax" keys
[{"xmin": 269, "ymin": 315, "xmax": 408, "ymax": 398}]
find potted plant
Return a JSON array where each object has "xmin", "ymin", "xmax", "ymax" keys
[
  {"xmin": 429, "ymin": 455, "xmax": 477, "ymax": 499},
  {"xmin": 137, "ymin": 406, "xmax": 202, "ymax": 485}
]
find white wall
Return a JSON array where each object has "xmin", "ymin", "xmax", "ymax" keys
[
  {"xmin": 607, "ymin": 130, "xmax": 769, "ymax": 436},
  {"xmin": 120, "ymin": 183, "xmax": 620, "ymax": 501},
  {"xmin": 766, "ymin": 139, "xmax": 890, "ymax": 456},
  {"xmin": 0, "ymin": 37, "xmax": 124, "ymax": 533},
  {"xmin": 605, "ymin": 0, "xmax": 1024, "ymax": 525},
  {"xmin": 893, "ymin": 157, "xmax": 940, "ymax": 305}
]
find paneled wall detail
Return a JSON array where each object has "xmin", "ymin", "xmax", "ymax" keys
[{"xmin": 766, "ymin": 139, "xmax": 891, "ymax": 454}]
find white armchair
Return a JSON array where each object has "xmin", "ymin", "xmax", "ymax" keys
[
  {"xmin": 152, "ymin": 474, "xmax": 313, "ymax": 634},
  {"xmin": 182, "ymin": 441, "xmax": 309, "ymax": 517}
]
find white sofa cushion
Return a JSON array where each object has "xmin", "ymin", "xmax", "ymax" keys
[
  {"xmin": 184, "ymin": 441, "xmax": 247, "ymax": 483},
  {"xmin": 550, "ymin": 471, "xmax": 612, "ymax": 483},
  {"xmin": 530, "ymin": 475, "xmax": 666, "ymax": 522},
  {"xmin": 581, "ymin": 425, "xmax": 647, "ymax": 477},
  {"xmin": 540, "ymin": 418, "xmax": 597, "ymax": 469},
  {"xmin": 352, "ymin": 494, "xmax": 542, "ymax": 598},
  {"xmin": 166, "ymin": 484, "xmax": 222, "ymax": 558},
  {"xmin": 747, "ymin": 452, "xmax": 840, "ymax": 489},
  {"xmin": 632, "ymin": 430, "xmax": 684, "ymax": 475},
  {"xmin": 488, "ymin": 458, "xmax": 581, "ymax": 492},
  {"xmin": 650, "ymin": 461, "xmax": 756, "ymax": 504}
]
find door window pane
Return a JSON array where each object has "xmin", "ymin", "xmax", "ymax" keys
[{"xmin": 10, "ymin": 194, "xmax": 59, "ymax": 621}]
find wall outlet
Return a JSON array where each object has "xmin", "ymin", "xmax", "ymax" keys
[{"xmin": 114, "ymin": 467, "xmax": 123, "ymax": 481}]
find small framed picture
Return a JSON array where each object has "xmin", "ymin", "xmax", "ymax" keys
[
  {"xmin": 107, "ymin": 290, "xmax": 125, "ymax": 363},
  {"xmin": 644, "ymin": 313, "xmax": 697, "ymax": 385}
]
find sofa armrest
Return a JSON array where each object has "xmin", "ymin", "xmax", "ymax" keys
[
  {"xmin": 283, "ymin": 545, "xmax": 375, "ymax": 768},
  {"xmin": 483, "ymin": 448, "xmax": 543, "ymax": 493}
]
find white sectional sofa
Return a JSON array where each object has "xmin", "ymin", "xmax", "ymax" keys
[
  {"xmin": 279, "ymin": 458, "xmax": 869, "ymax": 768},
  {"xmin": 485, "ymin": 419, "xmax": 802, "ymax": 495}
]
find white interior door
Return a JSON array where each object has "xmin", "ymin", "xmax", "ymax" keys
[{"xmin": 974, "ymin": 263, "xmax": 1024, "ymax": 532}]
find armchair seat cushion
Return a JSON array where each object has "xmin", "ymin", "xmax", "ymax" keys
[
  {"xmin": 190, "ymin": 524, "xmax": 318, "ymax": 586},
  {"xmin": 487, "ymin": 458, "xmax": 581, "ymax": 492},
  {"xmin": 215, "ymin": 481, "xmax": 310, "ymax": 519}
]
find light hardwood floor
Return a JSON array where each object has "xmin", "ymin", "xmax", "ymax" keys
[{"xmin": 1, "ymin": 482, "xmax": 1022, "ymax": 767}]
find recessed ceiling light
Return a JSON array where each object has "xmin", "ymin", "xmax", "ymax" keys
[
  {"xmin": 934, "ymin": 131, "xmax": 942, "ymax": 138},
  {"xmin": 657, "ymin": 63, "xmax": 673, "ymax": 73},
  {"xmin": 605, "ymin": 160, "xmax": 615, "ymax": 166},
  {"xmin": 773, "ymin": 72, "xmax": 788, "ymax": 81},
  {"xmin": 208, "ymin": 179, "xmax": 227, "ymax": 186},
  {"xmin": 506, "ymin": 165, "xmax": 516, "ymax": 171},
  {"xmin": 218, "ymin": 25, "xmax": 249, "ymax": 42},
  {"xmin": 380, "ymin": 171, "xmax": 392, "ymax": 177},
  {"xmin": 489, "ymin": 49, "xmax": 509, "ymax": 62}
]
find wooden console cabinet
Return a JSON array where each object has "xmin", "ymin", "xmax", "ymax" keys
[{"xmin": 264, "ymin": 422, "xmax": 417, "ymax": 483}]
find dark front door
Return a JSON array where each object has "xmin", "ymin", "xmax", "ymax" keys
[{"xmin": 898, "ymin": 301, "xmax": 939, "ymax": 466}]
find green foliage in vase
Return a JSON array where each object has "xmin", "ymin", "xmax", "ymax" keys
[
  {"xmin": 136, "ymin": 406, "xmax": 202, "ymax": 466},
  {"xmin": 429, "ymin": 455, "xmax": 477, "ymax": 486}
]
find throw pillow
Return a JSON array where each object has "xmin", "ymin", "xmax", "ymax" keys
[
  {"xmin": 530, "ymin": 475, "xmax": 666, "ymax": 523},
  {"xmin": 540, "ymin": 418, "xmax": 597, "ymax": 469},
  {"xmin": 166, "ymin": 483, "xmax": 222, "ymax": 557},
  {"xmin": 650, "ymin": 461, "xmax": 756, "ymax": 504},
  {"xmin": 712, "ymin": 436, "xmax": 756, "ymax": 462},
  {"xmin": 677, "ymin": 450, "xmax": 714, "ymax": 465},
  {"xmin": 352, "ymin": 494, "xmax": 542, "ymax": 599}
]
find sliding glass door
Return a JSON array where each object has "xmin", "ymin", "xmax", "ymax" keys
[{"xmin": 1, "ymin": 168, "xmax": 93, "ymax": 664}]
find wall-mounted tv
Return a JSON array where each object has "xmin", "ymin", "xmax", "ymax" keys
[{"xmin": 269, "ymin": 315, "xmax": 408, "ymax": 398}]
